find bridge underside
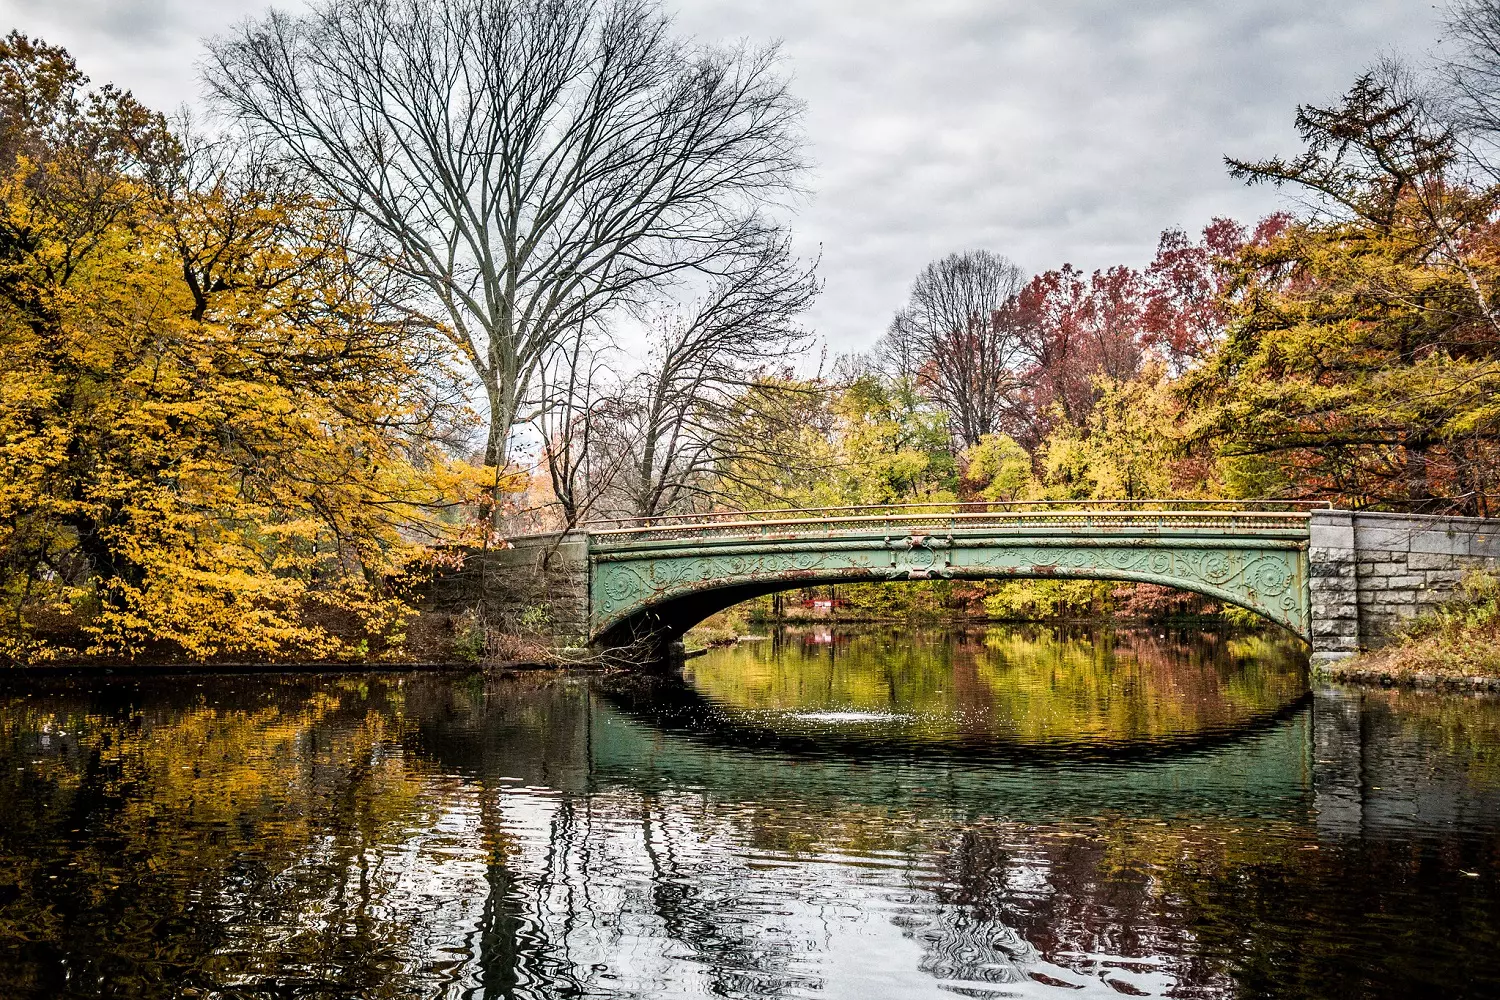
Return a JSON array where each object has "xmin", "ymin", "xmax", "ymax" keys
[{"xmin": 589, "ymin": 525, "xmax": 1311, "ymax": 649}]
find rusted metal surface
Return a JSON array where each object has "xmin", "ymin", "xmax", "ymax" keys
[{"xmin": 583, "ymin": 508, "xmax": 1313, "ymax": 642}]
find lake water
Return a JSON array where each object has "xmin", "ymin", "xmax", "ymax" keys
[{"xmin": 1, "ymin": 626, "xmax": 1499, "ymax": 998}]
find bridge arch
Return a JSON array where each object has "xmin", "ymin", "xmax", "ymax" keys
[{"xmin": 587, "ymin": 511, "xmax": 1313, "ymax": 646}]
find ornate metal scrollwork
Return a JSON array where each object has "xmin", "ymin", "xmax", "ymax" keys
[{"xmin": 588, "ymin": 515, "xmax": 1311, "ymax": 640}]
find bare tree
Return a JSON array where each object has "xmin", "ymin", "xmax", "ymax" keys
[
  {"xmin": 205, "ymin": 0, "xmax": 806, "ymax": 468},
  {"xmin": 600, "ymin": 236, "xmax": 818, "ymax": 520},
  {"xmin": 1446, "ymin": 1, "xmax": 1500, "ymax": 163},
  {"xmin": 872, "ymin": 311, "xmax": 924, "ymax": 386},
  {"xmin": 531, "ymin": 322, "xmax": 625, "ymax": 529},
  {"xmin": 869, "ymin": 310, "xmax": 930, "ymax": 418},
  {"xmin": 887, "ymin": 251, "xmax": 1029, "ymax": 447}
]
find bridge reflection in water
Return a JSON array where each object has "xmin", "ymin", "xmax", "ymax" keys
[{"xmin": 2, "ymin": 629, "xmax": 1499, "ymax": 999}]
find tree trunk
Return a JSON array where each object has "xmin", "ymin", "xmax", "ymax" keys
[{"xmin": 1405, "ymin": 437, "xmax": 1431, "ymax": 510}]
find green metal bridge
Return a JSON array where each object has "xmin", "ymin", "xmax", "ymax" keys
[{"xmin": 585, "ymin": 504, "xmax": 1315, "ymax": 646}]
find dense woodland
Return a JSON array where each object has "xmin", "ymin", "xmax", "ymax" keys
[{"xmin": 6, "ymin": 0, "xmax": 1500, "ymax": 661}]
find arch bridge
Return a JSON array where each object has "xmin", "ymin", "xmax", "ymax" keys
[
  {"xmin": 447, "ymin": 504, "xmax": 1500, "ymax": 664},
  {"xmin": 586, "ymin": 505, "xmax": 1312, "ymax": 647}
]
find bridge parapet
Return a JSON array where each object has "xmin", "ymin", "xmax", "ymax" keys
[{"xmin": 589, "ymin": 509, "xmax": 1314, "ymax": 547}]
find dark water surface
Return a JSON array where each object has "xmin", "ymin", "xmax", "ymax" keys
[{"xmin": 2, "ymin": 627, "xmax": 1499, "ymax": 999}]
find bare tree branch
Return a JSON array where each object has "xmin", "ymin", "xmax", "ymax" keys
[
  {"xmin": 204, "ymin": 0, "xmax": 807, "ymax": 471},
  {"xmin": 877, "ymin": 251, "xmax": 1029, "ymax": 448},
  {"xmin": 589, "ymin": 234, "xmax": 819, "ymax": 520}
]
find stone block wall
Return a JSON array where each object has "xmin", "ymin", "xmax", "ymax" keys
[
  {"xmin": 418, "ymin": 533, "xmax": 590, "ymax": 647},
  {"xmin": 1309, "ymin": 510, "xmax": 1500, "ymax": 663},
  {"xmin": 1308, "ymin": 511, "xmax": 1360, "ymax": 664}
]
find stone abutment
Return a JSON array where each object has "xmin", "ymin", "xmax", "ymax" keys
[
  {"xmin": 419, "ymin": 534, "xmax": 590, "ymax": 655},
  {"xmin": 1308, "ymin": 510, "xmax": 1500, "ymax": 664}
]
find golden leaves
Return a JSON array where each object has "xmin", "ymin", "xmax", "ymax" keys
[{"xmin": 0, "ymin": 48, "xmax": 503, "ymax": 663}]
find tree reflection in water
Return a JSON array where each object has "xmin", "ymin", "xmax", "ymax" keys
[
  {"xmin": 0, "ymin": 633, "xmax": 1497, "ymax": 999},
  {"xmin": 683, "ymin": 625, "xmax": 1309, "ymax": 749}
]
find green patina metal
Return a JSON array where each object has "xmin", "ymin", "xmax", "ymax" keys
[{"xmin": 586, "ymin": 511, "xmax": 1313, "ymax": 641}]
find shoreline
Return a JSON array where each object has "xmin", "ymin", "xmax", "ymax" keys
[
  {"xmin": 8, "ymin": 619, "xmax": 1495, "ymax": 696},
  {"xmin": 0, "ymin": 658, "xmax": 594, "ymax": 679},
  {"xmin": 1315, "ymin": 661, "xmax": 1500, "ymax": 692}
]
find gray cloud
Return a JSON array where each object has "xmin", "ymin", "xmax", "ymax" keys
[
  {"xmin": 675, "ymin": 0, "xmax": 1445, "ymax": 352},
  {"xmin": 1, "ymin": 0, "xmax": 266, "ymax": 108},
  {"xmin": 0, "ymin": 0, "xmax": 1447, "ymax": 354}
]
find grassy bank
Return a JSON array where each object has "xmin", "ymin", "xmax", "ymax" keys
[{"xmin": 1323, "ymin": 573, "xmax": 1500, "ymax": 689}]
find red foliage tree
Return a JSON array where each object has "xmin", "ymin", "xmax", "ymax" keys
[
  {"xmin": 1141, "ymin": 214, "xmax": 1292, "ymax": 372},
  {"xmin": 1007, "ymin": 265, "xmax": 1148, "ymax": 449},
  {"xmin": 1000, "ymin": 215, "xmax": 1294, "ymax": 451}
]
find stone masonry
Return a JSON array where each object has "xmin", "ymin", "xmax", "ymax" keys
[
  {"xmin": 420, "ymin": 533, "xmax": 590, "ymax": 648},
  {"xmin": 1309, "ymin": 510, "xmax": 1500, "ymax": 664}
]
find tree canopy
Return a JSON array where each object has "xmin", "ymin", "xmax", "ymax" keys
[{"xmin": 0, "ymin": 33, "xmax": 494, "ymax": 663}]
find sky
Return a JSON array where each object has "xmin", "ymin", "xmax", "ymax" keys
[{"xmin": 0, "ymin": 0, "xmax": 1450, "ymax": 355}]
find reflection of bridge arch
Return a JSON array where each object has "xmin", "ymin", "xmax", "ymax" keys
[
  {"xmin": 588, "ymin": 509, "xmax": 1313, "ymax": 647},
  {"xmin": 594, "ymin": 671, "xmax": 1313, "ymax": 766}
]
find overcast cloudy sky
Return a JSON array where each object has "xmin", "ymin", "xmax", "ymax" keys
[{"xmin": 0, "ymin": 0, "xmax": 1448, "ymax": 353}]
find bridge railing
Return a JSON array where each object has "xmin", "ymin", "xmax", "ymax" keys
[{"xmin": 584, "ymin": 500, "xmax": 1322, "ymax": 544}]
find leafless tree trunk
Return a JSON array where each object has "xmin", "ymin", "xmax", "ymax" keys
[
  {"xmin": 889, "ymin": 251, "xmax": 1029, "ymax": 448},
  {"xmin": 205, "ymin": 0, "xmax": 806, "ymax": 468}
]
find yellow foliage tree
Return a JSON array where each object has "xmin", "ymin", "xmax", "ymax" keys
[
  {"xmin": 0, "ymin": 35, "xmax": 500, "ymax": 663},
  {"xmin": 1036, "ymin": 365, "xmax": 1210, "ymax": 502},
  {"xmin": 959, "ymin": 432, "xmax": 1032, "ymax": 502},
  {"xmin": 1195, "ymin": 71, "xmax": 1500, "ymax": 513},
  {"xmin": 716, "ymin": 373, "xmax": 959, "ymax": 511}
]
